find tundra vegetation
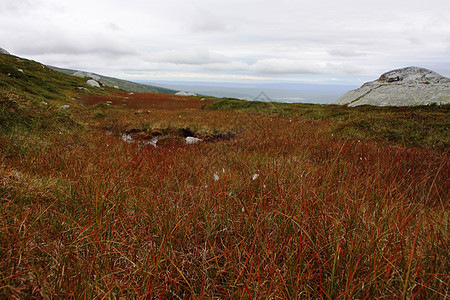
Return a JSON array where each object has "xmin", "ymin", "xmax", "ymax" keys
[{"xmin": 0, "ymin": 53, "xmax": 449, "ymax": 298}]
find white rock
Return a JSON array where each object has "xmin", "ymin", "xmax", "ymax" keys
[
  {"xmin": 335, "ymin": 67, "xmax": 450, "ymax": 107},
  {"xmin": 86, "ymin": 79, "xmax": 100, "ymax": 88},
  {"xmin": 74, "ymin": 71, "xmax": 101, "ymax": 81},
  {"xmin": 185, "ymin": 136, "xmax": 202, "ymax": 144},
  {"xmin": 114, "ymin": 86, "xmax": 119, "ymax": 89},
  {"xmin": 90, "ymin": 74, "xmax": 101, "ymax": 81},
  {"xmin": 176, "ymin": 91, "xmax": 197, "ymax": 96},
  {"xmin": 60, "ymin": 105, "xmax": 70, "ymax": 110},
  {"xmin": 148, "ymin": 137, "xmax": 158, "ymax": 148},
  {"xmin": 121, "ymin": 133, "xmax": 133, "ymax": 143},
  {"xmin": 73, "ymin": 71, "xmax": 86, "ymax": 77}
]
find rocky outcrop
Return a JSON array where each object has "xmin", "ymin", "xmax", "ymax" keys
[
  {"xmin": 335, "ymin": 67, "xmax": 450, "ymax": 107},
  {"xmin": 0, "ymin": 47, "xmax": 10, "ymax": 55}
]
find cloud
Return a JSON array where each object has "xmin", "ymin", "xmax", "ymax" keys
[
  {"xmin": 0, "ymin": 0, "xmax": 35, "ymax": 14},
  {"xmin": 14, "ymin": 32, "xmax": 138, "ymax": 57},
  {"xmin": 328, "ymin": 48, "xmax": 367, "ymax": 57},
  {"xmin": 1, "ymin": 0, "xmax": 450, "ymax": 83},
  {"xmin": 251, "ymin": 59, "xmax": 323, "ymax": 75},
  {"xmin": 326, "ymin": 63, "xmax": 364, "ymax": 75},
  {"xmin": 105, "ymin": 22, "xmax": 122, "ymax": 32},
  {"xmin": 186, "ymin": 10, "xmax": 232, "ymax": 33},
  {"xmin": 148, "ymin": 48, "xmax": 231, "ymax": 65}
]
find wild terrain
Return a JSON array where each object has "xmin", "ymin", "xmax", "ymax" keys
[{"xmin": 0, "ymin": 53, "xmax": 448, "ymax": 299}]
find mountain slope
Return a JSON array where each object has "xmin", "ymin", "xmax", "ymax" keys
[
  {"xmin": 0, "ymin": 52, "xmax": 124, "ymax": 99},
  {"xmin": 0, "ymin": 51, "xmax": 126, "ymax": 139},
  {"xmin": 50, "ymin": 66, "xmax": 177, "ymax": 94}
]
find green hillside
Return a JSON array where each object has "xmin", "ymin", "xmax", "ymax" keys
[
  {"xmin": 0, "ymin": 53, "xmax": 118, "ymax": 134},
  {"xmin": 50, "ymin": 66, "xmax": 177, "ymax": 94}
]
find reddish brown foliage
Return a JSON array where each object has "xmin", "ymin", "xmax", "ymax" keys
[{"xmin": 81, "ymin": 92, "xmax": 205, "ymax": 110}]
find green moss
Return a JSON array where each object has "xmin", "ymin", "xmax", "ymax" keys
[{"xmin": 207, "ymin": 98, "xmax": 449, "ymax": 150}]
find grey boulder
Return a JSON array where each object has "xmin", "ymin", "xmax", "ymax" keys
[{"xmin": 335, "ymin": 67, "xmax": 450, "ymax": 107}]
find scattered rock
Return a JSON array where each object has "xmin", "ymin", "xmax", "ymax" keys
[
  {"xmin": 185, "ymin": 136, "xmax": 202, "ymax": 144},
  {"xmin": 118, "ymin": 127, "xmax": 234, "ymax": 148},
  {"xmin": 86, "ymin": 79, "xmax": 101, "ymax": 88},
  {"xmin": 114, "ymin": 86, "xmax": 120, "ymax": 89},
  {"xmin": 213, "ymin": 173, "xmax": 220, "ymax": 181},
  {"xmin": 176, "ymin": 91, "xmax": 197, "ymax": 96},
  {"xmin": 147, "ymin": 137, "xmax": 159, "ymax": 148},
  {"xmin": 335, "ymin": 66, "xmax": 450, "ymax": 107},
  {"xmin": 134, "ymin": 110, "xmax": 151, "ymax": 114},
  {"xmin": 73, "ymin": 71, "xmax": 101, "ymax": 81},
  {"xmin": 60, "ymin": 105, "xmax": 70, "ymax": 110},
  {"xmin": 121, "ymin": 130, "xmax": 158, "ymax": 148},
  {"xmin": 121, "ymin": 133, "xmax": 133, "ymax": 143}
]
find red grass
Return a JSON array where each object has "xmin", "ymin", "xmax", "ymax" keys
[
  {"xmin": 0, "ymin": 94, "xmax": 448, "ymax": 298},
  {"xmin": 81, "ymin": 92, "xmax": 205, "ymax": 110}
]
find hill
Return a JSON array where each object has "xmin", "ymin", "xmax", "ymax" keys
[
  {"xmin": 336, "ymin": 66, "xmax": 450, "ymax": 106},
  {"xmin": 0, "ymin": 51, "xmax": 122, "ymax": 114},
  {"xmin": 49, "ymin": 66, "xmax": 177, "ymax": 94}
]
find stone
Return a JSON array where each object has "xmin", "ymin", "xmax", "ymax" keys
[
  {"xmin": 185, "ymin": 136, "xmax": 202, "ymax": 144},
  {"xmin": 74, "ymin": 71, "xmax": 101, "ymax": 81},
  {"xmin": 86, "ymin": 79, "xmax": 101, "ymax": 88},
  {"xmin": 335, "ymin": 67, "xmax": 450, "ymax": 107},
  {"xmin": 176, "ymin": 91, "xmax": 197, "ymax": 96}
]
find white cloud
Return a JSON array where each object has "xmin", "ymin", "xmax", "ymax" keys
[
  {"xmin": 147, "ymin": 48, "xmax": 231, "ymax": 65},
  {"xmin": 328, "ymin": 49, "xmax": 367, "ymax": 58},
  {"xmin": 0, "ymin": 0, "xmax": 449, "ymax": 83},
  {"xmin": 0, "ymin": 0, "xmax": 35, "ymax": 14},
  {"xmin": 105, "ymin": 22, "xmax": 122, "ymax": 32},
  {"xmin": 185, "ymin": 7, "xmax": 234, "ymax": 33},
  {"xmin": 251, "ymin": 59, "xmax": 323, "ymax": 75},
  {"xmin": 16, "ymin": 37, "xmax": 138, "ymax": 57}
]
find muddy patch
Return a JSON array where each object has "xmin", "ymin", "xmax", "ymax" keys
[{"xmin": 118, "ymin": 127, "xmax": 235, "ymax": 147}]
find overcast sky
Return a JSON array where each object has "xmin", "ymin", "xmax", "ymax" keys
[{"xmin": 1, "ymin": 0, "xmax": 449, "ymax": 84}]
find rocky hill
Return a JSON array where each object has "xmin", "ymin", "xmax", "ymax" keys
[
  {"xmin": 335, "ymin": 67, "xmax": 450, "ymax": 107},
  {"xmin": 49, "ymin": 66, "xmax": 177, "ymax": 94},
  {"xmin": 0, "ymin": 47, "xmax": 9, "ymax": 54}
]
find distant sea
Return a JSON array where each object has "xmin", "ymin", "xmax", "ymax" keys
[{"xmin": 137, "ymin": 80, "xmax": 359, "ymax": 104}]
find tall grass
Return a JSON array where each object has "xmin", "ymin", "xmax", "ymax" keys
[{"xmin": 0, "ymin": 92, "xmax": 448, "ymax": 298}]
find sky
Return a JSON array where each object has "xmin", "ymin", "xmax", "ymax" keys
[{"xmin": 1, "ymin": 0, "xmax": 449, "ymax": 85}]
